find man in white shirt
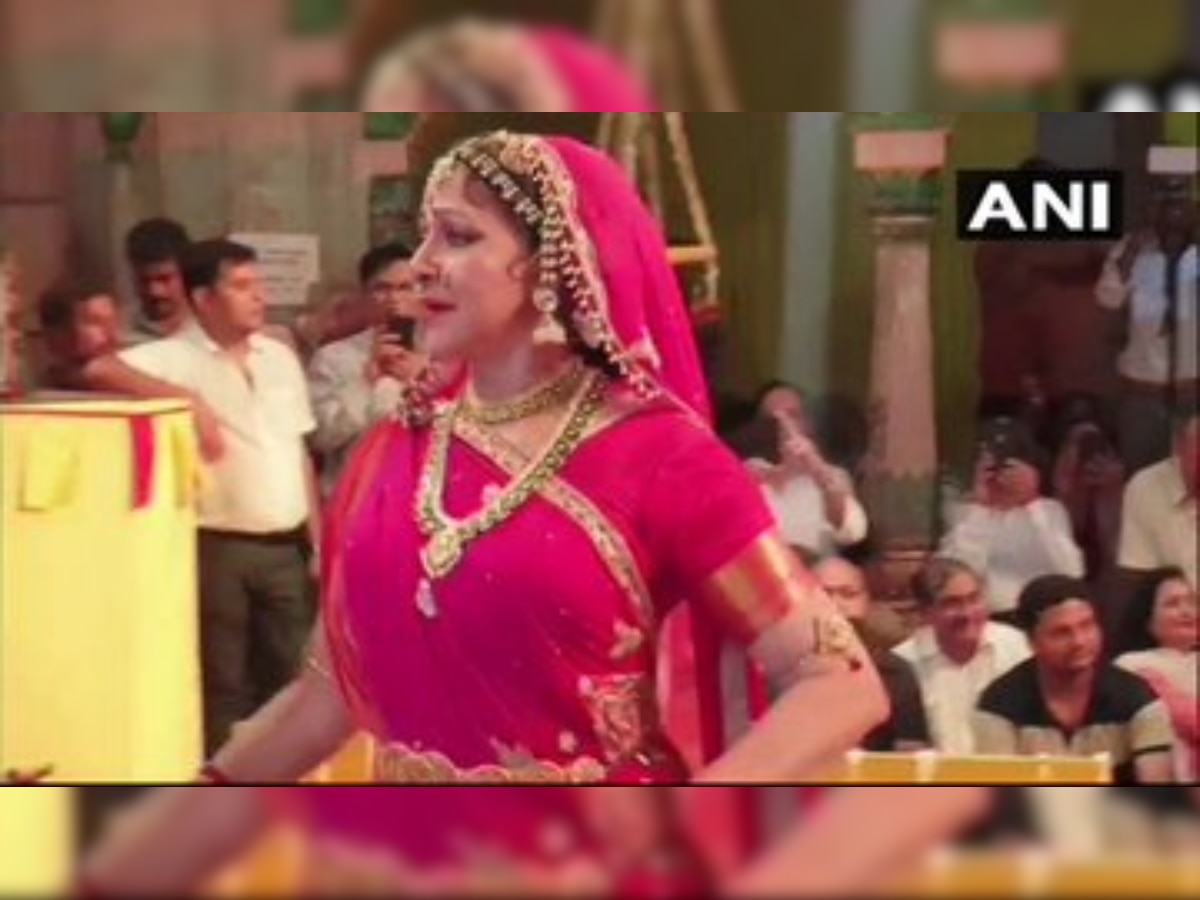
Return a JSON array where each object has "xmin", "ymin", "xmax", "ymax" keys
[
  {"xmin": 747, "ymin": 382, "xmax": 869, "ymax": 558},
  {"xmin": 1119, "ymin": 410, "xmax": 1199, "ymax": 588},
  {"xmin": 940, "ymin": 418, "xmax": 1085, "ymax": 619},
  {"xmin": 894, "ymin": 557, "xmax": 1031, "ymax": 755},
  {"xmin": 1095, "ymin": 178, "xmax": 1198, "ymax": 473},
  {"xmin": 308, "ymin": 243, "xmax": 423, "ymax": 495},
  {"xmin": 120, "ymin": 238, "xmax": 322, "ymax": 757}
]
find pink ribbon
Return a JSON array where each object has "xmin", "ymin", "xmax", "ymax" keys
[{"xmin": 130, "ymin": 416, "xmax": 156, "ymax": 509}]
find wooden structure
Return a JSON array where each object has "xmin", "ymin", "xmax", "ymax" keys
[{"xmin": 593, "ymin": 0, "xmax": 739, "ymax": 327}]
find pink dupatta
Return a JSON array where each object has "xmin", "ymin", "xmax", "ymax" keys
[{"xmin": 534, "ymin": 136, "xmax": 725, "ymax": 774}]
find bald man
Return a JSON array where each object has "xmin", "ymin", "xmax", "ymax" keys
[{"xmin": 816, "ymin": 557, "xmax": 931, "ymax": 753}]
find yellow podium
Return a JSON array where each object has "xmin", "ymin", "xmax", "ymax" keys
[
  {"xmin": 0, "ymin": 788, "xmax": 75, "ymax": 896},
  {"xmin": 1, "ymin": 397, "xmax": 203, "ymax": 781}
]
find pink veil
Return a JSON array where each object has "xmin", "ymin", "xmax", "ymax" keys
[
  {"xmin": 531, "ymin": 27, "xmax": 658, "ymax": 112},
  {"xmin": 534, "ymin": 135, "xmax": 727, "ymax": 778},
  {"xmin": 538, "ymin": 135, "xmax": 756, "ymax": 873}
]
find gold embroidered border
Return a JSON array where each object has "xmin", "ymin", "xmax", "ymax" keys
[
  {"xmin": 453, "ymin": 416, "xmax": 656, "ymax": 632},
  {"xmin": 374, "ymin": 743, "xmax": 607, "ymax": 784}
]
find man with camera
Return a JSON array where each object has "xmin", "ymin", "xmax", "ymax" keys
[
  {"xmin": 940, "ymin": 419, "xmax": 1085, "ymax": 625},
  {"xmin": 1096, "ymin": 174, "xmax": 1198, "ymax": 474},
  {"xmin": 308, "ymin": 243, "xmax": 424, "ymax": 496}
]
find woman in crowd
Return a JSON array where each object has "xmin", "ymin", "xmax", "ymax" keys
[
  {"xmin": 1115, "ymin": 568, "xmax": 1199, "ymax": 782},
  {"xmin": 1047, "ymin": 394, "xmax": 1126, "ymax": 578}
]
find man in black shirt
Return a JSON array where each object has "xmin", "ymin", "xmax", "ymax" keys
[
  {"xmin": 816, "ymin": 557, "xmax": 931, "ymax": 752},
  {"xmin": 974, "ymin": 575, "xmax": 1174, "ymax": 784}
]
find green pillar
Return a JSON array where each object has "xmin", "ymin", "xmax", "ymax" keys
[{"xmin": 928, "ymin": 0, "xmax": 1067, "ymax": 109}]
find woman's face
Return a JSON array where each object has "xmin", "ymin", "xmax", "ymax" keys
[
  {"xmin": 411, "ymin": 167, "xmax": 539, "ymax": 363},
  {"xmin": 1150, "ymin": 578, "xmax": 1199, "ymax": 652}
]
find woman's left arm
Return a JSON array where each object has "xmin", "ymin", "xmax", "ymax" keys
[{"xmin": 691, "ymin": 536, "xmax": 889, "ymax": 783}]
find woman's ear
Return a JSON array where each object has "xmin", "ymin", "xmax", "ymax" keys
[{"xmin": 505, "ymin": 252, "xmax": 540, "ymax": 286}]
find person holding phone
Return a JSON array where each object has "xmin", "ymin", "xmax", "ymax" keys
[
  {"xmin": 308, "ymin": 243, "xmax": 424, "ymax": 495},
  {"xmin": 1049, "ymin": 398, "xmax": 1127, "ymax": 577},
  {"xmin": 939, "ymin": 418, "xmax": 1085, "ymax": 624},
  {"xmin": 1096, "ymin": 176, "xmax": 1199, "ymax": 474},
  {"xmin": 746, "ymin": 381, "xmax": 869, "ymax": 559}
]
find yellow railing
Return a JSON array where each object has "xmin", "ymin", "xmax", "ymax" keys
[
  {"xmin": 820, "ymin": 751, "xmax": 1112, "ymax": 784},
  {"xmin": 890, "ymin": 854, "xmax": 1200, "ymax": 898}
]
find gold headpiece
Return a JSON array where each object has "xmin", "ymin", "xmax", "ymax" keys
[{"xmin": 426, "ymin": 131, "xmax": 659, "ymax": 400}]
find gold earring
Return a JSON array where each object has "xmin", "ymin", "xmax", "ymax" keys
[{"xmin": 532, "ymin": 286, "xmax": 567, "ymax": 345}]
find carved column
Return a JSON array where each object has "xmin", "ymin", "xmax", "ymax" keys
[{"xmin": 853, "ymin": 116, "xmax": 951, "ymax": 598}]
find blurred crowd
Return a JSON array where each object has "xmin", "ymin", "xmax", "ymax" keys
[{"xmin": 710, "ymin": 165, "xmax": 1197, "ymax": 795}]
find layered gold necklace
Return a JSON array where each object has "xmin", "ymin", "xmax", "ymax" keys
[
  {"xmin": 459, "ymin": 359, "xmax": 588, "ymax": 426},
  {"xmin": 413, "ymin": 368, "xmax": 605, "ymax": 619}
]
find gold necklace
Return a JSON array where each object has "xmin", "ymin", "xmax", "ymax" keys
[
  {"xmin": 413, "ymin": 371, "xmax": 605, "ymax": 618},
  {"xmin": 460, "ymin": 360, "xmax": 587, "ymax": 426}
]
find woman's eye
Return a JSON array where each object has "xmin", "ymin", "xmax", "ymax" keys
[{"xmin": 445, "ymin": 228, "xmax": 479, "ymax": 247}]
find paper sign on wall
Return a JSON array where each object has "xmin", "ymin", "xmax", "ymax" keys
[{"xmin": 229, "ymin": 233, "xmax": 320, "ymax": 308}]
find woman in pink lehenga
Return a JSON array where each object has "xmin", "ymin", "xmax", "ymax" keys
[{"xmin": 80, "ymin": 132, "xmax": 989, "ymax": 897}]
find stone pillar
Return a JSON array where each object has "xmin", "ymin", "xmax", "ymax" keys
[
  {"xmin": 863, "ymin": 214, "xmax": 940, "ymax": 551},
  {"xmin": 852, "ymin": 117, "xmax": 950, "ymax": 603}
]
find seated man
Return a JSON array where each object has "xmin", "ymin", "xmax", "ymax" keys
[
  {"xmin": 1119, "ymin": 408, "xmax": 1198, "ymax": 589},
  {"xmin": 36, "ymin": 282, "xmax": 122, "ymax": 390},
  {"xmin": 894, "ymin": 558, "xmax": 1030, "ymax": 755},
  {"xmin": 816, "ymin": 557, "xmax": 931, "ymax": 753},
  {"xmin": 974, "ymin": 575, "xmax": 1175, "ymax": 785}
]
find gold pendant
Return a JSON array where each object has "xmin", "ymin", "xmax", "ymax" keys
[
  {"xmin": 422, "ymin": 530, "xmax": 464, "ymax": 580},
  {"xmin": 415, "ymin": 578, "xmax": 438, "ymax": 620}
]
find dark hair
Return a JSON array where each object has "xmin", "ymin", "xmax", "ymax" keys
[
  {"xmin": 1114, "ymin": 568, "xmax": 1190, "ymax": 657},
  {"xmin": 1015, "ymin": 575, "xmax": 1093, "ymax": 635},
  {"xmin": 181, "ymin": 239, "xmax": 257, "ymax": 299},
  {"xmin": 752, "ymin": 379, "xmax": 802, "ymax": 415},
  {"xmin": 358, "ymin": 242, "xmax": 413, "ymax": 285},
  {"xmin": 911, "ymin": 557, "xmax": 979, "ymax": 608},
  {"xmin": 37, "ymin": 282, "xmax": 112, "ymax": 333},
  {"xmin": 789, "ymin": 544, "xmax": 823, "ymax": 569},
  {"xmin": 125, "ymin": 218, "xmax": 191, "ymax": 268},
  {"xmin": 977, "ymin": 415, "xmax": 1046, "ymax": 473},
  {"xmin": 1046, "ymin": 392, "xmax": 1114, "ymax": 447},
  {"xmin": 1172, "ymin": 403, "xmax": 1199, "ymax": 439}
]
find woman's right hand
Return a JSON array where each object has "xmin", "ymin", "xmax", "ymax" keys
[{"xmin": 1115, "ymin": 231, "xmax": 1149, "ymax": 280}]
